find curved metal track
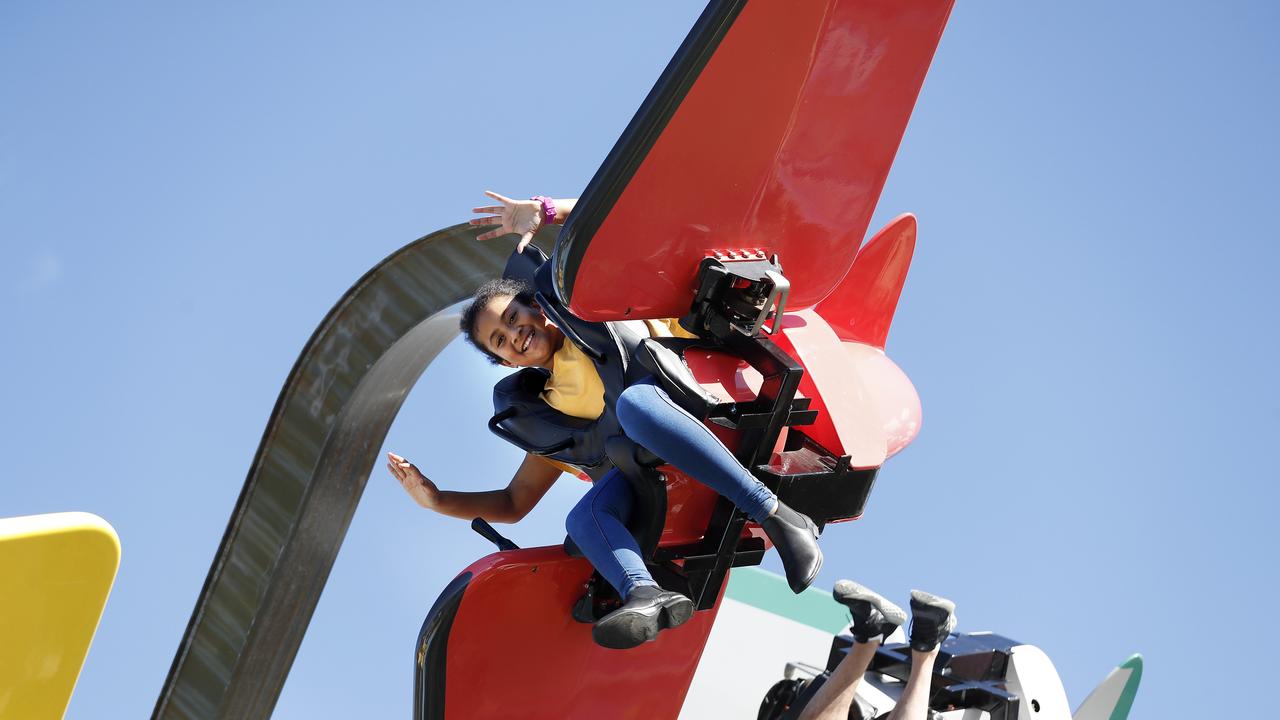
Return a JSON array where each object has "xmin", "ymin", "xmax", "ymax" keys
[{"xmin": 153, "ymin": 225, "xmax": 556, "ymax": 719}]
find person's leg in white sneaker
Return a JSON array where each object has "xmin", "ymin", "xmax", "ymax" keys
[{"xmin": 797, "ymin": 580, "xmax": 905, "ymax": 720}]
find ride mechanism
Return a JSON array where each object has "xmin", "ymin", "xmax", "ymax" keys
[{"xmin": 133, "ymin": 1, "xmax": 1140, "ymax": 719}]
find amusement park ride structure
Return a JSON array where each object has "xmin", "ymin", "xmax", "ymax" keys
[
  {"xmin": 151, "ymin": 0, "xmax": 1144, "ymax": 718},
  {"xmin": 0, "ymin": 1, "xmax": 1142, "ymax": 718}
]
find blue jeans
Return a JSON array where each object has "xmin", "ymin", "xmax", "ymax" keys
[{"xmin": 564, "ymin": 378, "xmax": 777, "ymax": 599}]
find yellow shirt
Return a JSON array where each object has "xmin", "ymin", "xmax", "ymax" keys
[
  {"xmin": 542, "ymin": 339, "xmax": 607, "ymax": 421},
  {"xmin": 541, "ymin": 318, "xmax": 695, "ymax": 421}
]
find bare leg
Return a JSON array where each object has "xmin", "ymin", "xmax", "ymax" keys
[
  {"xmin": 798, "ymin": 581, "xmax": 908, "ymax": 720},
  {"xmin": 796, "ymin": 640, "xmax": 880, "ymax": 720},
  {"xmin": 886, "ymin": 648, "xmax": 938, "ymax": 720},
  {"xmin": 890, "ymin": 590, "xmax": 956, "ymax": 720}
]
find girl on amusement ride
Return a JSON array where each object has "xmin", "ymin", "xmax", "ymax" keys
[{"xmin": 387, "ymin": 192, "xmax": 824, "ymax": 650}]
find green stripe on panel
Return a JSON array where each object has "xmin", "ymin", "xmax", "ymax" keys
[
  {"xmin": 1110, "ymin": 654, "xmax": 1143, "ymax": 720},
  {"xmin": 725, "ymin": 567, "xmax": 849, "ymax": 635}
]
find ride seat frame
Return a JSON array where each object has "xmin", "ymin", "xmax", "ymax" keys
[{"xmin": 487, "ymin": 250, "xmax": 879, "ymax": 614}]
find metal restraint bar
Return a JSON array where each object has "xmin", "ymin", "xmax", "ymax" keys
[{"xmin": 672, "ymin": 253, "xmax": 806, "ymax": 609}]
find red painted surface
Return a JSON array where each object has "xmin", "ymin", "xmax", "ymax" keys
[
  {"xmin": 817, "ymin": 214, "xmax": 917, "ymax": 349},
  {"xmin": 432, "ymin": 3, "xmax": 952, "ymax": 715},
  {"xmin": 434, "ymin": 310, "xmax": 923, "ymax": 719},
  {"xmin": 682, "ymin": 310, "xmax": 920, "ymax": 470},
  {"xmin": 567, "ymin": 0, "xmax": 954, "ymax": 322},
  {"xmin": 431, "ymin": 318, "xmax": 921, "ymax": 720},
  {"xmin": 773, "ymin": 311, "xmax": 874, "ymax": 466},
  {"xmin": 840, "ymin": 342, "xmax": 922, "ymax": 460},
  {"xmin": 657, "ymin": 468, "xmax": 721, "ymax": 546},
  {"xmin": 442, "ymin": 547, "xmax": 724, "ymax": 719}
]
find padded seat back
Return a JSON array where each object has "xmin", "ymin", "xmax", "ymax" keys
[{"xmin": 490, "ymin": 368, "xmax": 618, "ymax": 480}]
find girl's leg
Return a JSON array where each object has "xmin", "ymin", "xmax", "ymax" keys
[
  {"xmin": 886, "ymin": 649, "xmax": 939, "ymax": 720},
  {"xmin": 564, "ymin": 468, "xmax": 656, "ymax": 599},
  {"xmin": 567, "ymin": 468, "xmax": 695, "ymax": 650},
  {"xmin": 799, "ymin": 580, "xmax": 907, "ymax": 719},
  {"xmin": 796, "ymin": 641, "xmax": 879, "ymax": 720},
  {"xmin": 615, "ymin": 378, "xmax": 776, "ymax": 523},
  {"xmin": 617, "ymin": 377, "xmax": 823, "ymax": 594},
  {"xmin": 890, "ymin": 590, "xmax": 956, "ymax": 720}
]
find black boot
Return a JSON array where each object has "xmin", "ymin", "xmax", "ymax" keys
[
  {"xmin": 591, "ymin": 585, "xmax": 695, "ymax": 650},
  {"xmin": 761, "ymin": 501, "xmax": 823, "ymax": 593},
  {"xmin": 907, "ymin": 589, "xmax": 956, "ymax": 652}
]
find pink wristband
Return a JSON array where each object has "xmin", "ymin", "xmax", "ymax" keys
[{"xmin": 531, "ymin": 196, "xmax": 557, "ymax": 227}]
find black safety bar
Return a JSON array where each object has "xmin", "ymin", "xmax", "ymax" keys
[{"xmin": 486, "ymin": 407, "xmax": 575, "ymax": 456}]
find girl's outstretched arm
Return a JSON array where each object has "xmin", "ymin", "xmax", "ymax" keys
[{"xmin": 387, "ymin": 451, "xmax": 562, "ymax": 523}]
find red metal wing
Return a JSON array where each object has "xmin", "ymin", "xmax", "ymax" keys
[{"xmin": 557, "ymin": 0, "xmax": 954, "ymax": 321}]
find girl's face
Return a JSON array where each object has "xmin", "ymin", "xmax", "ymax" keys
[{"xmin": 473, "ymin": 294, "xmax": 564, "ymax": 368}]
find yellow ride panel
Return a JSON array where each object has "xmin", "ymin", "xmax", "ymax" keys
[{"xmin": 0, "ymin": 513, "xmax": 120, "ymax": 719}]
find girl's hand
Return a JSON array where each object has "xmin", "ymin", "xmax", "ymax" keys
[
  {"xmin": 470, "ymin": 190, "xmax": 542, "ymax": 252},
  {"xmin": 387, "ymin": 452, "xmax": 440, "ymax": 511}
]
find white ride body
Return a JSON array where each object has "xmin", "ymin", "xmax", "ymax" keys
[
  {"xmin": 1004, "ymin": 643, "xmax": 1072, "ymax": 720},
  {"xmin": 685, "ymin": 569, "xmax": 1139, "ymax": 720}
]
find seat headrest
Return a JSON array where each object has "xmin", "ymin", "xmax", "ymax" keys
[
  {"xmin": 503, "ymin": 245, "xmax": 549, "ymax": 288},
  {"xmin": 492, "ymin": 367, "xmax": 551, "ymax": 409}
]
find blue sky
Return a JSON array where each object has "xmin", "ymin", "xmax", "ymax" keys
[{"xmin": 3, "ymin": 2, "xmax": 1277, "ymax": 718}]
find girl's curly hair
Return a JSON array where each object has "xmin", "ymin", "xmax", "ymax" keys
[{"xmin": 459, "ymin": 277, "xmax": 537, "ymax": 365}]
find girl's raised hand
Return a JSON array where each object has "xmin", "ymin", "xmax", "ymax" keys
[
  {"xmin": 470, "ymin": 190, "xmax": 542, "ymax": 252},
  {"xmin": 387, "ymin": 451, "xmax": 441, "ymax": 510}
]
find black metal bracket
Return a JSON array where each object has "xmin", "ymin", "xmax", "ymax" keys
[
  {"xmin": 676, "ymin": 329, "xmax": 807, "ymax": 610},
  {"xmin": 660, "ymin": 257, "xmax": 881, "ymax": 610},
  {"xmin": 857, "ymin": 634, "xmax": 1025, "ymax": 720},
  {"xmin": 682, "ymin": 254, "xmax": 789, "ymax": 339},
  {"xmin": 709, "ymin": 396, "xmax": 817, "ymax": 431}
]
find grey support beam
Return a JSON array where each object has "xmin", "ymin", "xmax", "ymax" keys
[{"xmin": 153, "ymin": 225, "xmax": 556, "ymax": 719}]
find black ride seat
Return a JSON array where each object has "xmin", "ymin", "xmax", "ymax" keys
[
  {"xmin": 561, "ymin": 437, "xmax": 666, "ymax": 561},
  {"xmin": 488, "ymin": 247, "xmax": 726, "ymax": 617},
  {"xmin": 487, "ymin": 246, "xmax": 874, "ymax": 615},
  {"xmin": 488, "ymin": 365, "xmax": 677, "ymax": 621}
]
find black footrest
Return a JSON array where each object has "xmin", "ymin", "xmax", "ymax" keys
[
  {"xmin": 654, "ymin": 535, "xmax": 766, "ymax": 570},
  {"xmin": 755, "ymin": 434, "xmax": 877, "ymax": 525},
  {"xmin": 755, "ymin": 445, "xmax": 839, "ymax": 481},
  {"xmin": 709, "ymin": 398, "xmax": 817, "ymax": 430}
]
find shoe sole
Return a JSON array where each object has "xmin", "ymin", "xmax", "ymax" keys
[
  {"xmin": 660, "ymin": 594, "xmax": 695, "ymax": 629},
  {"xmin": 592, "ymin": 595, "xmax": 695, "ymax": 650},
  {"xmin": 909, "ymin": 589, "xmax": 956, "ymax": 617},
  {"xmin": 908, "ymin": 589, "xmax": 957, "ymax": 651},
  {"xmin": 833, "ymin": 580, "xmax": 907, "ymax": 626}
]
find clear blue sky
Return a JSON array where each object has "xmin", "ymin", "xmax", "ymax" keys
[{"xmin": 3, "ymin": 2, "xmax": 1277, "ymax": 718}]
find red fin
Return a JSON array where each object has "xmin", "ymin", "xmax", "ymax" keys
[{"xmin": 816, "ymin": 213, "xmax": 916, "ymax": 349}]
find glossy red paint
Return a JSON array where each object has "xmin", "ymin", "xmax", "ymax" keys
[
  {"xmin": 682, "ymin": 348, "xmax": 762, "ymax": 404},
  {"xmin": 657, "ymin": 468, "xmax": 721, "ymax": 546},
  {"xmin": 566, "ymin": 0, "xmax": 954, "ymax": 322},
  {"xmin": 440, "ymin": 547, "xmax": 724, "ymax": 719},
  {"xmin": 679, "ymin": 309, "xmax": 921, "ymax": 470},
  {"xmin": 840, "ymin": 341, "xmax": 922, "ymax": 459},
  {"xmin": 425, "ymin": 2, "xmax": 952, "ymax": 714},
  {"xmin": 817, "ymin": 213, "xmax": 917, "ymax": 349},
  {"xmin": 428, "ymin": 310, "xmax": 922, "ymax": 720},
  {"xmin": 772, "ymin": 310, "xmax": 886, "ymax": 468}
]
